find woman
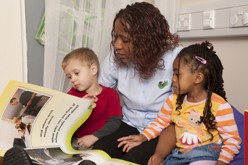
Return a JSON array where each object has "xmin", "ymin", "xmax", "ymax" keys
[{"xmin": 93, "ymin": 2, "xmax": 182, "ymax": 164}]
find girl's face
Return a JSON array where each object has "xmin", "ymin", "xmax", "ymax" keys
[
  {"xmin": 113, "ymin": 18, "xmax": 133, "ymax": 64},
  {"xmin": 63, "ymin": 59, "xmax": 96, "ymax": 92},
  {"xmin": 172, "ymin": 57, "xmax": 197, "ymax": 95}
]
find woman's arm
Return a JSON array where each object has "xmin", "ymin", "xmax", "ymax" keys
[{"xmin": 26, "ymin": 93, "xmax": 37, "ymax": 107}]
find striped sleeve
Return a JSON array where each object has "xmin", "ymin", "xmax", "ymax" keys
[
  {"xmin": 141, "ymin": 95, "xmax": 173, "ymax": 140},
  {"xmin": 215, "ymin": 102, "xmax": 242, "ymax": 163}
]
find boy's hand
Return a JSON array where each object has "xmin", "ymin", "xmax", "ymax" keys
[
  {"xmin": 77, "ymin": 135, "xmax": 98, "ymax": 148},
  {"xmin": 83, "ymin": 94, "xmax": 98, "ymax": 108},
  {"xmin": 117, "ymin": 134, "xmax": 147, "ymax": 152}
]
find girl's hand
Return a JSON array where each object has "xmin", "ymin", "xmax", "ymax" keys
[
  {"xmin": 117, "ymin": 134, "xmax": 147, "ymax": 152},
  {"xmin": 77, "ymin": 135, "xmax": 99, "ymax": 148},
  {"xmin": 148, "ymin": 154, "xmax": 164, "ymax": 165},
  {"xmin": 215, "ymin": 160, "xmax": 227, "ymax": 165}
]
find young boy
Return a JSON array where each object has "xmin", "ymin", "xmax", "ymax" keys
[{"xmin": 62, "ymin": 47, "xmax": 122, "ymax": 149}]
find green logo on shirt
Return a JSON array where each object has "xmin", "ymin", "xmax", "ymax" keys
[{"xmin": 158, "ymin": 80, "xmax": 168, "ymax": 89}]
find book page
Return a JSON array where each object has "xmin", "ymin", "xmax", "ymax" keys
[
  {"xmin": 25, "ymin": 148, "xmax": 111, "ymax": 165},
  {"xmin": 0, "ymin": 80, "xmax": 93, "ymax": 155},
  {"xmin": 25, "ymin": 147, "xmax": 138, "ymax": 165}
]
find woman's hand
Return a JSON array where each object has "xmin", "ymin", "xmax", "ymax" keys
[{"xmin": 117, "ymin": 134, "xmax": 147, "ymax": 152}]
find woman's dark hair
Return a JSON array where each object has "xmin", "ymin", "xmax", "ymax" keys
[
  {"xmin": 111, "ymin": 2, "xmax": 179, "ymax": 79},
  {"xmin": 175, "ymin": 41, "xmax": 226, "ymax": 140}
]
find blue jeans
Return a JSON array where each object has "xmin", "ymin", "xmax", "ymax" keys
[{"xmin": 164, "ymin": 143, "xmax": 221, "ymax": 165}]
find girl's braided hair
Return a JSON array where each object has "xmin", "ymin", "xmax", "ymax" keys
[{"xmin": 176, "ymin": 41, "xmax": 226, "ymax": 140}]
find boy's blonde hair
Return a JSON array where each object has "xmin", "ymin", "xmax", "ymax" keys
[{"xmin": 62, "ymin": 48, "xmax": 100, "ymax": 76}]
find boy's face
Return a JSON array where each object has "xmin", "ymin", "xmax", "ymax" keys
[{"xmin": 63, "ymin": 59, "xmax": 97, "ymax": 92}]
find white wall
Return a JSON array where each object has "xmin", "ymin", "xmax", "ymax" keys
[
  {"xmin": 0, "ymin": 120, "xmax": 22, "ymax": 151},
  {"xmin": 0, "ymin": 1, "xmax": 27, "ymax": 94},
  {"xmin": 177, "ymin": 0, "xmax": 248, "ymax": 112}
]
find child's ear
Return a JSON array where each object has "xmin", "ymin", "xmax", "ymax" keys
[
  {"xmin": 91, "ymin": 64, "xmax": 98, "ymax": 75},
  {"xmin": 195, "ymin": 72, "xmax": 204, "ymax": 84}
]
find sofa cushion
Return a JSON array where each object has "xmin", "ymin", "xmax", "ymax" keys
[{"xmin": 229, "ymin": 106, "xmax": 244, "ymax": 165}]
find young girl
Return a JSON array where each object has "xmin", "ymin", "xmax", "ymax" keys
[{"xmin": 118, "ymin": 41, "xmax": 241, "ymax": 165}]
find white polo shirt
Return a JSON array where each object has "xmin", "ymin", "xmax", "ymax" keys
[{"xmin": 99, "ymin": 47, "xmax": 182, "ymax": 132}]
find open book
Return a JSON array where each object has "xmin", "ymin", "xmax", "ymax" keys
[{"xmin": 0, "ymin": 80, "xmax": 137, "ymax": 165}]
